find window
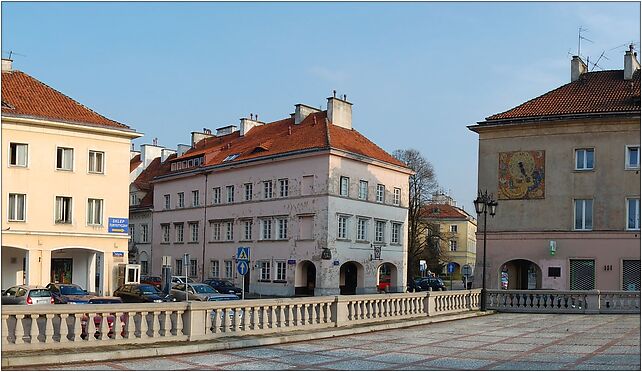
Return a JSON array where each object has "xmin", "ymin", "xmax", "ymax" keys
[
  {"xmin": 129, "ymin": 225, "xmax": 135, "ymax": 242},
  {"xmin": 55, "ymin": 196, "xmax": 72, "ymax": 224},
  {"xmin": 175, "ymin": 259, "xmax": 183, "ymax": 276},
  {"xmin": 175, "ymin": 223, "xmax": 184, "ymax": 243},
  {"xmin": 575, "ymin": 148, "xmax": 594, "ymax": 170},
  {"xmin": 243, "ymin": 220, "xmax": 253, "ymax": 240},
  {"xmin": 279, "ymin": 179, "xmax": 289, "ymax": 197},
  {"xmin": 359, "ymin": 180, "xmax": 368, "ymax": 200},
  {"xmin": 189, "ymin": 222, "xmax": 199, "ymax": 242},
  {"xmin": 357, "ymin": 218, "xmax": 368, "ymax": 241},
  {"xmin": 226, "ymin": 185, "xmax": 235, "ymax": 203},
  {"xmin": 87, "ymin": 199, "xmax": 103, "ymax": 225},
  {"xmin": 225, "ymin": 221, "xmax": 234, "ymax": 241},
  {"xmin": 340, "ymin": 176, "xmax": 349, "ymax": 197},
  {"xmin": 130, "ymin": 193, "xmax": 138, "ymax": 206},
  {"xmin": 141, "ymin": 224, "xmax": 149, "ymax": 242},
  {"xmin": 192, "ymin": 190, "xmax": 200, "ymax": 207},
  {"xmin": 259, "ymin": 261, "xmax": 271, "ymax": 281},
  {"xmin": 376, "ymin": 184, "xmax": 385, "ymax": 203},
  {"xmin": 574, "ymin": 199, "xmax": 593, "ymax": 230},
  {"xmin": 213, "ymin": 187, "xmax": 221, "ymax": 204},
  {"xmin": 164, "ymin": 194, "xmax": 171, "ymax": 210},
  {"xmin": 177, "ymin": 192, "xmax": 185, "ymax": 208},
  {"xmin": 263, "ymin": 181, "xmax": 273, "ymax": 199},
  {"xmin": 338, "ymin": 215, "xmax": 348, "ymax": 239},
  {"xmin": 391, "ymin": 223, "xmax": 401, "ymax": 244},
  {"xmin": 622, "ymin": 260, "xmax": 640, "ymax": 291},
  {"xmin": 626, "ymin": 146, "xmax": 640, "ymax": 169},
  {"xmin": 161, "ymin": 224, "xmax": 170, "ymax": 243},
  {"xmin": 244, "ymin": 183, "xmax": 253, "ymax": 201},
  {"xmin": 375, "ymin": 220, "xmax": 385, "ymax": 243},
  {"xmin": 449, "ymin": 240, "xmax": 457, "ymax": 251},
  {"xmin": 224, "ymin": 261, "xmax": 233, "ymax": 278},
  {"xmin": 277, "ymin": 217, "xmax": 288, "ymax": 240},
  {"xmin": 276, "ymin": 261, "xmax": 287, "ymax": 281},
  {"xmin": 9, "ymin": 143, "xmax": 28, "ymax": 167},
  {"xmin": 211, "ymin": 222, "xmax": 221, "ymax": 241},
  {"xmin": 140, "ymin": 260, "xmax": 148, "ymax": 275},
  {"xmin": 450, "ymin": 225, "xmax": 458, "ymax": 233},
  {"xmin": 261, "ymin": 219, "xmax": 273, "ymax": 240},
  {"xmin": 627, "ymin": 198, "xmax": 640, "ymax": 230},
  {"xmin": 190, "ymin": 259, "xmax": 198, "ymax": 277},
  {"xmin": 393, "ymin": 188, "xmax": 401, "ymax": 206},
  {"xmin": 8, "ymin": 193, "xmax": 26, "ymax": 221},
  {"xmin": 570, "ymin": 259, "xmax": 595, "ymax": 290},
  {"xmin": 88, "ymin": 151, "xmax": 104, "ymax": 173},
  {"xmin": 211, "ymin": 260, "xmax": 220, "ymax": 278},
  {"xmin": 56, "ymin": 147, "xmax": 74, "ymax": 170}
]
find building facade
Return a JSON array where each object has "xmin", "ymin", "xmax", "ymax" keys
[
  {"xmin": 469, "ymin": 48, "xmax": 641, "ymax": 291},
  {"xmin": 1, "ymin": 59, "xmax": 141, "ymax": 294},
  {"xmin": 150, "ymin": 97, "xmax": 412, "ymax": 296}
]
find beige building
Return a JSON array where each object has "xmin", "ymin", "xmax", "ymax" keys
[
  {"xmin": 1, "ymin": 59, "xmax": 141, "ymax": 294},
  {"xmin": 421, "ymin": 193, "xmax": 477, "ymax": 278},
  {"xmin": 469, "ymin": 48, "xmax": 640, "ymax": 291}
]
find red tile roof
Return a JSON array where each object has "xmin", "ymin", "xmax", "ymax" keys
[
  {"xmin": 421, "ymin": 203, "xmax": 471, "ymax": 220},
  {"xmin": 131, "ymin": 154, "xmax": 176, "ymax": 208},
  {"xmin": 2, "ymin": 70, "xmax": 131, "ymax": 130},
  {"xmin": 485, "ymin": 70, "xmax": 640, "ymax": 122},
  {"xmin": 130, "ymin": 154, "xmax": 142, "ymax": 173},
  {"xmin": 174, "ymin": 111, "xmax": 408, "ymax": 171}
]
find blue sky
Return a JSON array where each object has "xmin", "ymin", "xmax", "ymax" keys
[{"xmin": 2, "ymin": 2, "xmax": 640, "ymax": 213}]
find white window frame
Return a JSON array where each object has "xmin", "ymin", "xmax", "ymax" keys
[
  {"xmin": 164, "ymin": 194, "xmax": 171, "ymax": 210},
  {"xmin": 55, "ymin": 196, "xmax": 73, "ymax": 224},
  {"xmin": 359, "ymin": 180, "xmax": 368, "ymax": 200},
  {"xmin": 226, "ymin": 185, "xmax": 234, "ymax": 203},
  {"xmin": 87, "ymin": 198, "xmax": 103, "ymax": 226},
  {"xmin": 376, "ymin": 184, "xmax": 385, "ymax": 203},
  {"xmin": 275, "ymin": 261, "xmax": 287, "ymax": 282},
  {"xmin": 259, "ymin": 261, "xmax": 271, "ymax": 281},
  {"xmin": 357, "ymin": 218, "xmax": 368, "ymax": 241},
  {"xmin": 210, "ymin": 260, "xmax": 220, "ymax": 278},
  {"xmin": 161, "ymin": 224, "xmax": 170, "ymax": 243},
  {"xmin": 224, "ymin": 260, "xmax": 233, "ymax": 278},
  {"xmin": 450, "ymin": 225, "xmax": 458, "ymax": 233},
  {"xmin": 393, "ymin": 188, "xmax": 401, "ymax": 206},
  {"xmin": 244, "ymin": 183, "xmax": 253, "ymax": 201},
  {"xmin": 574, "ymin": 199, "xmax": 593, "ymax": 231},
  {"xmin": 129, "ymin": 224, "xmax": 135, "ymax": 242},
  {"xmin": 375, "ymin": 220, "xmax": 385, "ymax": 243},
  {"xmin": 189, "ymin": 222, "xmax": 199, "ymax": 242},
  {"xmin": 8, "ymin": 193, "xmax": 26, "ymax": 222},
  {"xmin": 263, "ymin": 180, "xmax": 273, "ymax": 199},
  {"xmin": 261, "ymin": 218, "xmax": 273, "ymax": 240},
  {"xmin": 175, "ymin": 259, "xmax": 183, "ymax": 276},
  {"xmin": 141, "ymin": 223, "xmax": 149, "ymax": 242},
  {"xmin": 243, "ymin": 220, "xmax": 253, "ymax": 241},
  {"xmin": 130, "ymin": 192, "xmax": 138, "ymax": 206},
  {"xmin": 189, "ymin": 259, "xmax": 198, "ymax": 277},
  {"xmin": 449, "ymin": 240, "xmax": 457, "ymax": 251},
  {"xmin": 338, "ymin": 215, "xmax": 348, "ymax": 239},
  {"xmin": 211, "ymin": 222, "xmax": 222, "ymax": 241},
  {"xmin": 56, "ymin": 147, "xmax": 74, "ymax": 171},
  {"xmin": 88, "ymin": 150, "xmax": 104, "ymax": 174},
  {"xmin": 175, "ymin": 223, "xmax": 184, "ymax": 243},
  {"xmin": 192, "ymin": 190, "xmax": 200, "ymax": 207},
  {"xmin": 279, "ymin": 178, "xmax": 289, "ymax": 197},
  {"xmin": 626, "ymin": 145, "xmax": 640, "ymax": 170},
  {"xmin": 340, "ymin": 176, "xmax": 349, "ymax": 197},
  {"xmin": 626, "ymin": 198, "xmax": 641, "ymax": 230},
  {"xmin": 177, "ymin": 192, "xmax": 185, "ymax": 208},
  {"xmin": 213, "ymin": 187, "xmax": 221, "ymax": 204},
  {"xmin": 225, "ymin": 221, "xmax": 234, "ymax": 241},
  {"xmin": 277, "ymin": 217, "xmax": 288, "ymax": 240},
  {"xmin": 391, "ymin": 222, "xmax": 401, "ymax": 244},
  {"xmin": 9, "ymin": 143, "xmax": 28, "ymax": 167},
  {"xmin": 575, "ymin": 148, "xmax": 595, "ymax": 171}
]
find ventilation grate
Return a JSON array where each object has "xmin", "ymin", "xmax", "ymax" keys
[
  {"xmin": 622, "ymin": 260, "xmax": 641, "ymax": 291},
  {"xmin": 570, "ymin": 259, "xmax": 595, "ymax": 290}
]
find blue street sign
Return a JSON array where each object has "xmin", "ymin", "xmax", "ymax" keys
[
  {"xmin": 236, "ymin": 247, "xmax": 250, "ymax": 262},
  {"xmin": 447, "ymin": 262, "xmax": 456, "ymax": 274},
  {"xmin": 237, "ymin": 261, "xmax": 249, "ymax": 276},
  {"xmin": 108, "ymin": 217, "xmax": 129, "ymax": 233}
]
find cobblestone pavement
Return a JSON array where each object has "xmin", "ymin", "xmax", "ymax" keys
[{"xmin": 29, "ymin": 314, "xmax": 642, "ymax": 370}]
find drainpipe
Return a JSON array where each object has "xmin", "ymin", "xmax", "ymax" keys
[{"xmin": 201, "ymin": 172, "xmax": 209, "ymax": 282}]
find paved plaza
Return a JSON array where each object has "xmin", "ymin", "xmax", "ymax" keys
[{"xmin": 21, "ymin": 313, "xmax": 641, "ymax": 370}]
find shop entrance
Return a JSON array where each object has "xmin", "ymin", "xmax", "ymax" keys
[{"xmin": 51, "ymin": 258, "xmax": 73, "ymax": 284}]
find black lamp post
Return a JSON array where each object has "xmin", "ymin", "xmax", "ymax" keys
[{"xmin": 474, "ymin": 190, "xmax": 497, "ymax": 312}]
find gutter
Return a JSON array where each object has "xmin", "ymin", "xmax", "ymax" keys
[
  {"xmin": 2, "ymin": 115, "xmax": 143, "ymax": 139},
  {"xmin": 468, "ymin": 111, "xmax": 640, "ymax": 132}
]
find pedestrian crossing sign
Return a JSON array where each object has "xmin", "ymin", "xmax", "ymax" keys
[{"xmin": 236, "ymin": 247, "xmax": 250, "ymax": 262}]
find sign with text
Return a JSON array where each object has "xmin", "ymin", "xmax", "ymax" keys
[{"xmin": 108, "ymin": 217, "xmax": 129, "ymax": 233}]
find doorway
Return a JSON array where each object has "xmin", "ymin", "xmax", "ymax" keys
[{"xmin": 51, "ymin": 258, "xmax": 73, "ymax": 284}]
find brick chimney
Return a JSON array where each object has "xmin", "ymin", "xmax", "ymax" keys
[
  {"xmin": 624, "ymin": 44, "xmax": 640, "ymax": 80},
  {"xmin": 2, "ymin": 58, "xmax": 12, "ymax": 72},
  {"xmin": 571, "ymin": 56, "xmax": 587, "ymax": 82},
  {"xmin": 327, "ymin": 94, "xmax": 352, "ymax": 130},
  {"xmin": 294, "ymin": 104, "xmax": 320, "ymax": 125}
]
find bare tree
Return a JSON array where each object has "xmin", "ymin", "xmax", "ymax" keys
[{"xmin": 393, "ymin": 149, "xmax": 439, "ymax": 279}]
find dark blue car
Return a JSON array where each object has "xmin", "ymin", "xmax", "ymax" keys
[{"xmin": 46, "ymin": 283, "xmax": 93, "ymax": 304}]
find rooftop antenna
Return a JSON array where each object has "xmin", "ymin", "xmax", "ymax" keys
[
  {"xmin": 578, "ymin": 27, "xmax": 593, "ymax": 57},
  {"xmin": 153, "ymin": 138, "xmax": 158, "ymax": 146},
  {"xmin": 590, "ymin": 51, "xmax": 609, "ymax": 71},
  {"xmin": 333, "ymin": 90, "xmax": 336, "ymax": 98},
  {"xmin": 2, "ymin": 50, "xmax": 26, "ymax": 59}
]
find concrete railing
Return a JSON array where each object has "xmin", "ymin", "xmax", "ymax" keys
[
  {"xmin": 1, "ymin": 290, "xmax": 481, "ymax": 351},
  {"xmin": 487, "ymin": 290, "xmax": 640, "ymax": 314}
]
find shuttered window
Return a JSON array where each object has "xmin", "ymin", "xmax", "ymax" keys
[
  {"xmin": 622, "ymin": 260, "xmax": 641, "ymax": 291},
  {"xmin": 570, "ymin": 259, "xmax": 595, "ymax": 290}
]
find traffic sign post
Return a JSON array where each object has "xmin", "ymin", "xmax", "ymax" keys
[
  {"xmin": 236, "ymin": 247, "xmax": 250, "ymax": 300},
  {"xmin": 447, "ymin": 262, "xmax": 456, "ymax": 290},
  {"xmin": 462, "ymin": 264, "xmax": 473, "ymax": 290}
]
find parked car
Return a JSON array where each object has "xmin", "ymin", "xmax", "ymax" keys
[
  {"xmin": 1, "ymin": 285, "xmax": 54, "ymax": 305},
  {"xmin": 203, "ymin": 279, "xmax": 243, "ymax": 297},
  {"xmin": 113, "ymin": 284, "xmax": 176, "ymax": 303},
  {"xmin": 46, "ymin": 283, "xmax": 93, "ymax": 304},
  {"xmin": 140, "ymin": 275, "xmax": 162, "ymax": 289},
  {"xmin": 418, "ymin": 277, "xmax": 448, "ymax": 291},
  {"xmin": 81, "ymin": 297, "xmax": 126, "ymax": 339},
  {"xmin": 171, "ymin": 283, "xmax": 239, "ymax": 302},
  {"xmin": 171, "ymin": 276, "xmax": 194, "ymax": 285}
]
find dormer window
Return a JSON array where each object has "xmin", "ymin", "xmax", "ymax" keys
[{"xmin": 223, "ymin": 154, "xmax": 240, "ymax": 162}]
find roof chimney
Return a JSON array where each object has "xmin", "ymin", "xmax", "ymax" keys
[
  {"xmin": 215, "ymin": 125, "xmax": 237, "ymax": 137},
  {"xmin": 240, "ymin": 117, "xmax": 262, "ymax": 136},
  {"xmin": 177, "ymin": 144, "xmax": 191, "ymax": 157},
  {"xmin": 191, "ymin": 130, "xmax": 215, "ymax": 146},
  {"xmin": 327, "ymin": 95, "xmax": 353, "ymax": 130},
  {"xmin": 571, "ymin": 56, "xmax": 587, "ymax": 82},
  {"xmin": 2, "ymin": 58, "xmax": 12, "ymax": 72},
  {"xmin": 294, "ymin": 104, "xmax": 321, "ymax": 125},
  {"xmin": 624, "ymin": 44, "xmax": 640, "ymax": 80},
  {"xmin": 161, "ymin": 148, "xmax": 176, "ymax": 162},
  {"xmin": 140, "ymin": 143, "xmax": 163, "ymax": 168}
]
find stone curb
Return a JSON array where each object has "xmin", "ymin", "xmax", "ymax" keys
[{"xmin": 2, "ymin": 311, "xmax": 494, "ymax": 368}]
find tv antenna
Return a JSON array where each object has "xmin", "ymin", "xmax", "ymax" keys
[
  {"xmin": 578, "ymin": 27, "xmax": 593, "ymax": 57},
  {"xmin": 589, "ymin": 51, "xmax": 609, "ymax": 71},
  {"xmin": 2, "ymin": 50, "xmax": 26, "ymax": 59}
]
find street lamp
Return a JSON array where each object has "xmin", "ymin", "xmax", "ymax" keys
[{"xmin": 474, "ymin": 190, "xmax": 498, "ymax": 312}]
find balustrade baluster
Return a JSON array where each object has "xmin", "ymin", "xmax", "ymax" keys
[
  {"xmin": 98, "ymin": 313, "xmax": 109, "ymax": 341},
  {"xmin": 176, "ymin": 310, "xmax": 184, "ymax": 336},
  {"xmin": 15, "ymin": 314, "xmax": 25, "ymax": 345},
  {"xmin": 44, "ymin": 314, "xmax": 54, "ymax": 344},
  {"xmin": 58, "ymin": 314, "xmax": 69, "ymax": 343},
  {"xmin": 262, "ymin": 307, "xmax": 269, "ymax": 329},
  {"xmin": 251, "ymin": 307, "xmax": 258, "ymax": 330},
  {"xmin": 29, "ymin": 314, "xmax": 39, "ymax": 344},
  {"xmin": 113, "ymin": 312, "xmax": 122, "ymax": 340},
  {"xmin": 125, "ymin": 311, "xmax": 135, "ymax": 338},
  {"xmin": 221, "ymin": 308, "xmax": 229, "ymax": 333},
  {"xmin": 242, "ymin": 306, "xmax": 249, "ymax": 331},
  {"xmin": 161, "ymin": 311, "xmax": 170, "ymax": 338},
  {"xmin": 233, "ymin": 307, "xmax": 241, "ymax": 332},
  {"xmin": 141, "ymin": 312, "xmax": 150, "ymax": 339},
  {"xmin": 211, "ymin": 309, "xmax": 219, "ymax": 334},
  {"xmin": 2, "ymin": 315, "xmax": 11, "ymax": 345},
  {"xmin": 150, "ymin": 311, "xmax": 160, "ymax": 337}
]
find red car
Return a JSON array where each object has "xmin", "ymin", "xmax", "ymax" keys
[
  {"xmin": 140, "ymin": 275, "xmax": 162, "ymax": 289},
  {"xmin": 80, "ymin": 297, "xmax": 127, "ymax": 339}
]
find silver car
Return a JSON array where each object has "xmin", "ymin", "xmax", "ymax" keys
[
  {"xmin": 2, "ymin": 285, "xmax": 54, "ymax": 305},
  {"xmin": 170, "ymin": 283, "xmax": 239, "ymax": 301}
]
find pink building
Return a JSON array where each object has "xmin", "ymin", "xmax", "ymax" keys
[
  {"xmin": 469, "ymin": 48, "xmax": 640, "ymax": 291},
  {"xmin": 151, "ymin": 96, "xmax": 412, "ymax": 296}
]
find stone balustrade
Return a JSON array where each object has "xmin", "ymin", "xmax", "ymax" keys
[
  {"xmin": 1, "ymin": 290, "xmax": 481, "ymax": 351},
  {"xmin": 487, "ymin": 290, "xmax": 640, "ymax": 314}
]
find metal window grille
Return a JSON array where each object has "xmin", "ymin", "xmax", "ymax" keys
[
  {"xmin": 622, "ymin": 260, "xmax": 641, "ymax": 291},
  {"xmin": 570, "ymin": 259, "xmax": 595, "ymax": 290}
]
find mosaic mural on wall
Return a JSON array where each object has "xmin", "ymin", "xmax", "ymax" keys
[{"xmin": 498, "ymin": 150, "xmax": 545, "ymax": 200}]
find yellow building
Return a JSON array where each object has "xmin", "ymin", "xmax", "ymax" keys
[
  {"xmin": 422, "ymin": 194, "xmax": 477, "ymax": 279},
  {"xmin": 1, "ymin": 59, "xmax": 141, "ymax": 294}
]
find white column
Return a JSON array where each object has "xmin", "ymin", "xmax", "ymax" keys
[{"xmin": 88, "ymin": 252, "xmax": 97, "ymax": 293}]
